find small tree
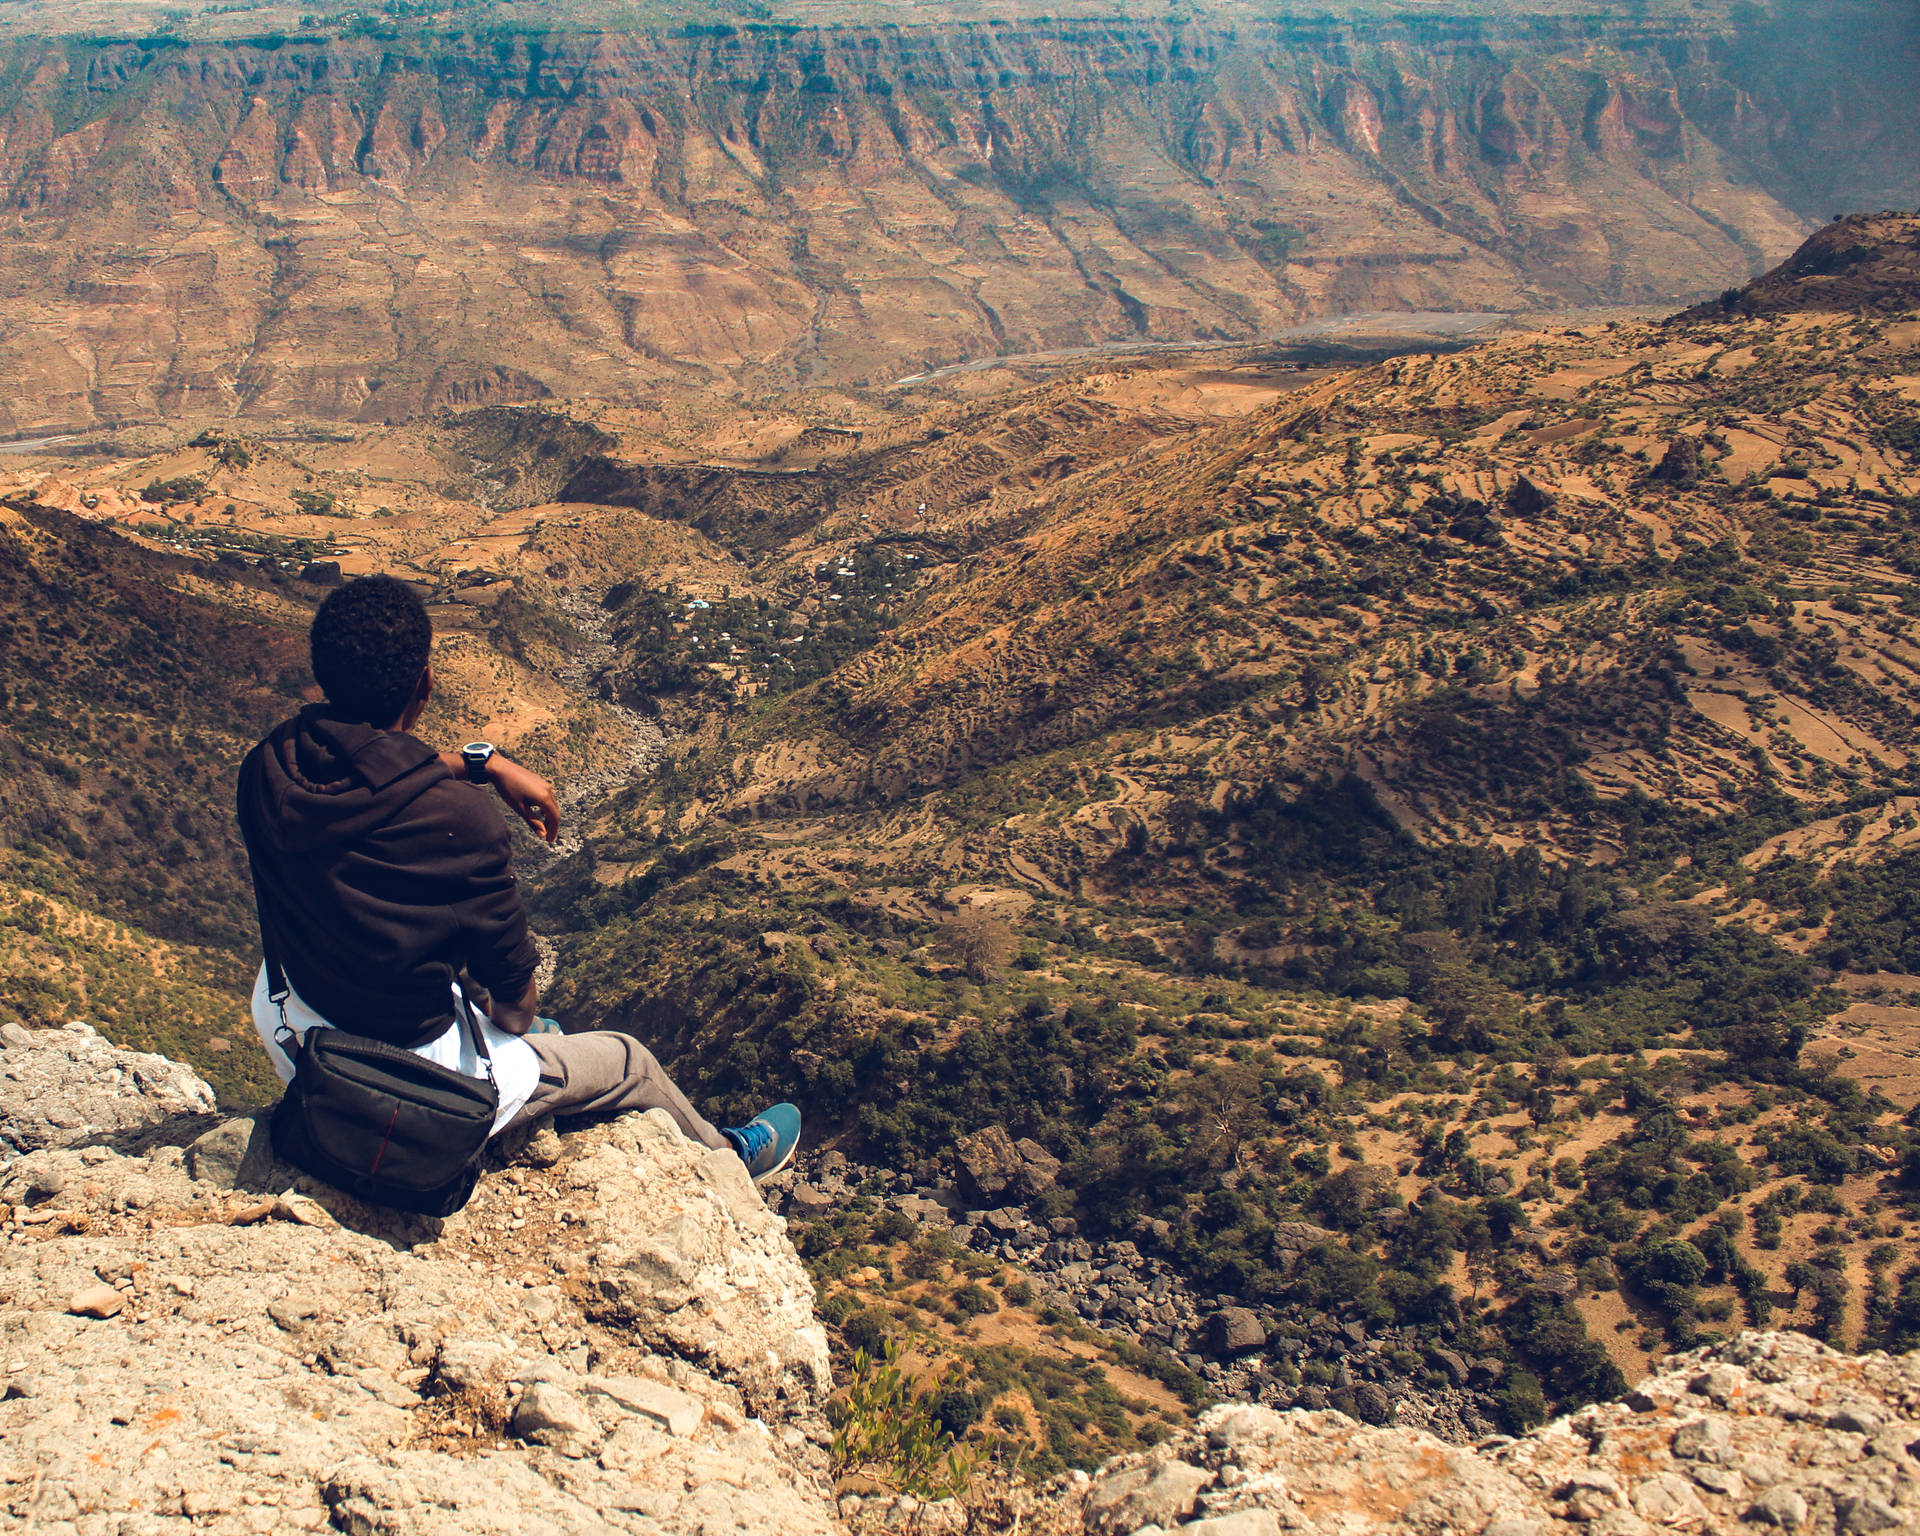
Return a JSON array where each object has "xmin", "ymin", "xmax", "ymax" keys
[
  {"xmin": 830, "ymin": 1342, "xmax": 977, "ymax": 1499},
  {"xmin": 941, "ymin": 909, "xmax": 1015, "ymax": 982}
]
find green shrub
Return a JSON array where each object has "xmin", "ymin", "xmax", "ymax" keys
[
  {"xmin": 140, "ymin": 476, "xmax": 208, "ymax": 504},
  {"xmin": 1498, "ymin": 1367, "xmax": 1548, "ymax": 1430},
  {"xmin": 952, "ymin": 1283, "xmax": 998, "ymax": 1317},
  {"xmin": 830, "ymin": 1342, "xmax": 976, "ymax": 1499},
  {"xmin": 842, "ymin": 1310, "xmax": 888, "ymax": 1354}
]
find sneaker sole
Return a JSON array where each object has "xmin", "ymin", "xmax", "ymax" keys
[{"xmin": 751, "ymin": 1138, "xmax": 799, "ymax": 1184}]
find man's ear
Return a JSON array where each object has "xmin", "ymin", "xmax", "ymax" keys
[{"xmin": 397, "ymin": 664, "xmax": 433, "ymax": 731}]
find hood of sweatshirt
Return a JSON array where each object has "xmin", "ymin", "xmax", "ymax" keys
[{"xmin": 238, "ymin": 706, "xmax": 448, "ymax": 856}]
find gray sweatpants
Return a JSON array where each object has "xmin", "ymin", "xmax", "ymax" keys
[{"xmin": 506, "ymin": 1030, "xmax": 728, "ymax": 1151}]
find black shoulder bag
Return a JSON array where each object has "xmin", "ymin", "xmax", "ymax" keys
[{"xmin": 264, "ymin": 950, "xmax": 499, "ymax": 1219}]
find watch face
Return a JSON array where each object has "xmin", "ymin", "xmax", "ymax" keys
[{"xmin": 463, "ymin": 742, "xmax": 493, "ymax": 758}]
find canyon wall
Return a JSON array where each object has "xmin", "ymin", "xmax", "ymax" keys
[{"xmin": 0, "ymin": 5, "xmax": 1913, "ymax": 431}]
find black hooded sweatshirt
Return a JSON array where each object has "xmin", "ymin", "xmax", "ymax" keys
[{"xmin": 236, "ymin": 707, "xmax": 539, "ymax": 1049}]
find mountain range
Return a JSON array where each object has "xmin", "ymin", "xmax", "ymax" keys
[{"xmin": 0, "ymin": 1, "xmax": 1915, "ymax": 434}]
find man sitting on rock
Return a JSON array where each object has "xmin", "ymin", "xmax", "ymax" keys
[{"xmin": 236, "ymin": 573, "xmax": 799, "ymax": 1179}]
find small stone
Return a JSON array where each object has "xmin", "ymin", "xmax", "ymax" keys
[
  {"xmin": 267, "ymin": 1296, "xmax": 323, "ymax": 1331},
  {"xmin": 1484, "ymin": 1522, "xmax": 1543, "ymax": 1536},
  {"xmin": 273, "ymin": 1193, "xmax": 336, "ymax": 1228},
  {"xmin": 68, "ymin": 1283, "xmax": 126, "ymax": 1319},
  {"xmin": 586, "ymin": 1375, "xmax": 705, "ymax": 1438},
  {"xmin": 0, "ymin": 1022, "xmax": 34, "ymax": 1049},
  {"xmin": 185, "ymin": 1119, "xmax": 257, "ymax": 1188},
  {"xmin": 436, "ymin": 1339, "xmax": 512, "ymax": 1392},
  {"xmin": 599, "ymin": 1419, "xmax": 671, "ymax": 1473},
  {"xmin": 1836, "ymin": 1495, "xmax": 1906, "ymax": 1534},
  {"xmin": 1691, "ymin": 1367, "xmax": 1746, "ymax": 1406},
  {"xmin": 1633, "ymin": 1472, "xmax": 1708, "ymax": 1525},
  {"xmin": 1747, "ymin": 1489, "xmax": 1808, "ymax": 1529},
  {"xmin": 523, "ymin": 1125, "xmax": 564, "ymax": 1168},
  {"xmin": 1691, "ymin": 1467, "xmax": 1745, "ymax": 1498},
  {"xmin": 1179, "ymin": 1512, "xmax": 1279, "ymax": 1536},
  {"xmin": 1672, "ymin": 1417, "xmax": 1733, "ymax": 1462},
  {"xmin": 511, "ymin": 1381, "xmax": 600, "ymax": 1455},
  {"xmin": 1562, "ymin": 1472, "xmax": 1624, "ymax": 1522},
  {"xmin": 26, "ymin": 1169, "xmax": 66, "ymax": 1203}
]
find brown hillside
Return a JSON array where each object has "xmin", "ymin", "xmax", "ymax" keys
[{"xmin": 1678, "ymin": 212, "xmax": 1920, "ymax": 320}]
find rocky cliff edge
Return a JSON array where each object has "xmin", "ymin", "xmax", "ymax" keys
[
  {"xmin": 0, "ymin": 1020, "xmax": 834, "ymax": 1533},
  {"xmin": 9, "ymin": 1023, "xmax": 1920, "ymax": 1536}
]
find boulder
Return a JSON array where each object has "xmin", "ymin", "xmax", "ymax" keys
[
  {"xmin": 1270, "ymin": 1222, "xmax": 1337, "ymax": 1267},
  {"xmin": 1507, "ymin": 475, "xmax": 1555, "ymax": 517},
  {"xmin": 1209, "ymin": 1307, "xmax": 1266, "ymax": 1356},
  {"xmin": 1079, "ymin": 1335, "xmax": 1920, "ymax": 1536},
  {"xmin": 955, "ymin": 1125, "xmax": 1024, "ymax": 1200},
  {"xmin": 1350, "ymin": 1381, "xmax": 1394, "ymax": 1425},
  {"xmin": 785, "ymin": 1182, "xmax": 835, "ymax": 1214},
  {"xmin": 954, "ymin": 1125, "xmax": 1063, "ymax": 1203},
  {"xmin": 1085, "ymin": 1459, "xmax": 1212, "ymax": 1533},
  {"xmin": 1014, "ymin": 1136, "xmax": 1063, "ymax": 1194},
  {"xmin": 1182, "ymin": 1514, "xmax": 1280, "ymax": 1536},
  {"xmin": 1671, "ymin": 1417, "xmax": 1733, "ymax": 1462},
  {"xmin": 1750, "ymin": 1489, "xmax": 1810, "ymax": 1529},
  {"xmin": 1836, "ymin": 1495, "xmax": 1905, "ymax": 1534},
  {"xmin": 1652, "ymin": 437, "xmax": 1705, "ymax": 485},
  {"xmin": 1529, "ymin": 1269, "xmax": 1580, "ymax": 1302},
  {"xmin": 184, "ymin": 1112, "xmax": 276, "ymax": 1189}
]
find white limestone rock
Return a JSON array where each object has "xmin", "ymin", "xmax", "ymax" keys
[
  {"xmin": 0, "ymin": 1020, "xmax": 216, "ymax": 1157},
  {"xmin": 0, "ymin": 1033, "xmax": 838, "ymax": 1536}
]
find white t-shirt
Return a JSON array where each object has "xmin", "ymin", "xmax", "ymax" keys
[{"xmin": 249, "ymin": 964, "xmax": 541, "ymax": 1135}]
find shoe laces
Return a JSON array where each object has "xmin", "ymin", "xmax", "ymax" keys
[{"xmin": 733, "ymin": 1120, "xmax": 773, "ymax": 1164}]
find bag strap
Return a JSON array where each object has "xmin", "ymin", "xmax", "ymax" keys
[
  {"xmin": 456, "ymin": 983, "xmax": 496, "ymax": 1084},
  {"xmin": 248, "ymin": 859, "xmax": 297, "ymax": 1051}
]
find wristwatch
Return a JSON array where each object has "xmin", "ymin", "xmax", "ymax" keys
[{"xmin": 461, "ymin": 742, "xmax": 496, "ymax": 784}]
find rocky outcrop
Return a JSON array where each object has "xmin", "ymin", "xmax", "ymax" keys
[
  {"xmin": 1075, "ymin": 1332, "xmax": 1920, "ymax": 1536},
  {"xmin": 0, "ymin": 1019, "xmax": 216, "ymax": 1158},
  {"xmin": 0, "ymin": 1023, "xmax": 835, "ymax": 1534}
]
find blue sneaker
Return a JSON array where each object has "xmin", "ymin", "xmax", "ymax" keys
[{"xmin": 723, "ymin": 1104, "xmax": 802, "ymax": 1182}]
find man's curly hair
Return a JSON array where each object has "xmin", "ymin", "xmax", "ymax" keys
[{"xmin": 309, "ymin": 574, "xmax": 432, "ymax": 725}]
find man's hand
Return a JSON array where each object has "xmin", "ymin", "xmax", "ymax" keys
[
  {"xmin": 436, "ymin": 749, "xmax": 563, "ymax": 843},
  {"xmin": 488, "ymin": 977, "xmax": 539, "ymax": 1036},
  {"xmin": 487, "ymin": 755, "xmax": 562, "ymax": 844}
]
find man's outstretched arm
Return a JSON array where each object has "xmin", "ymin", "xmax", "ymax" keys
[{"xmin": 437, "ymin": 749, "xmax": 562, "ymax": 844}]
